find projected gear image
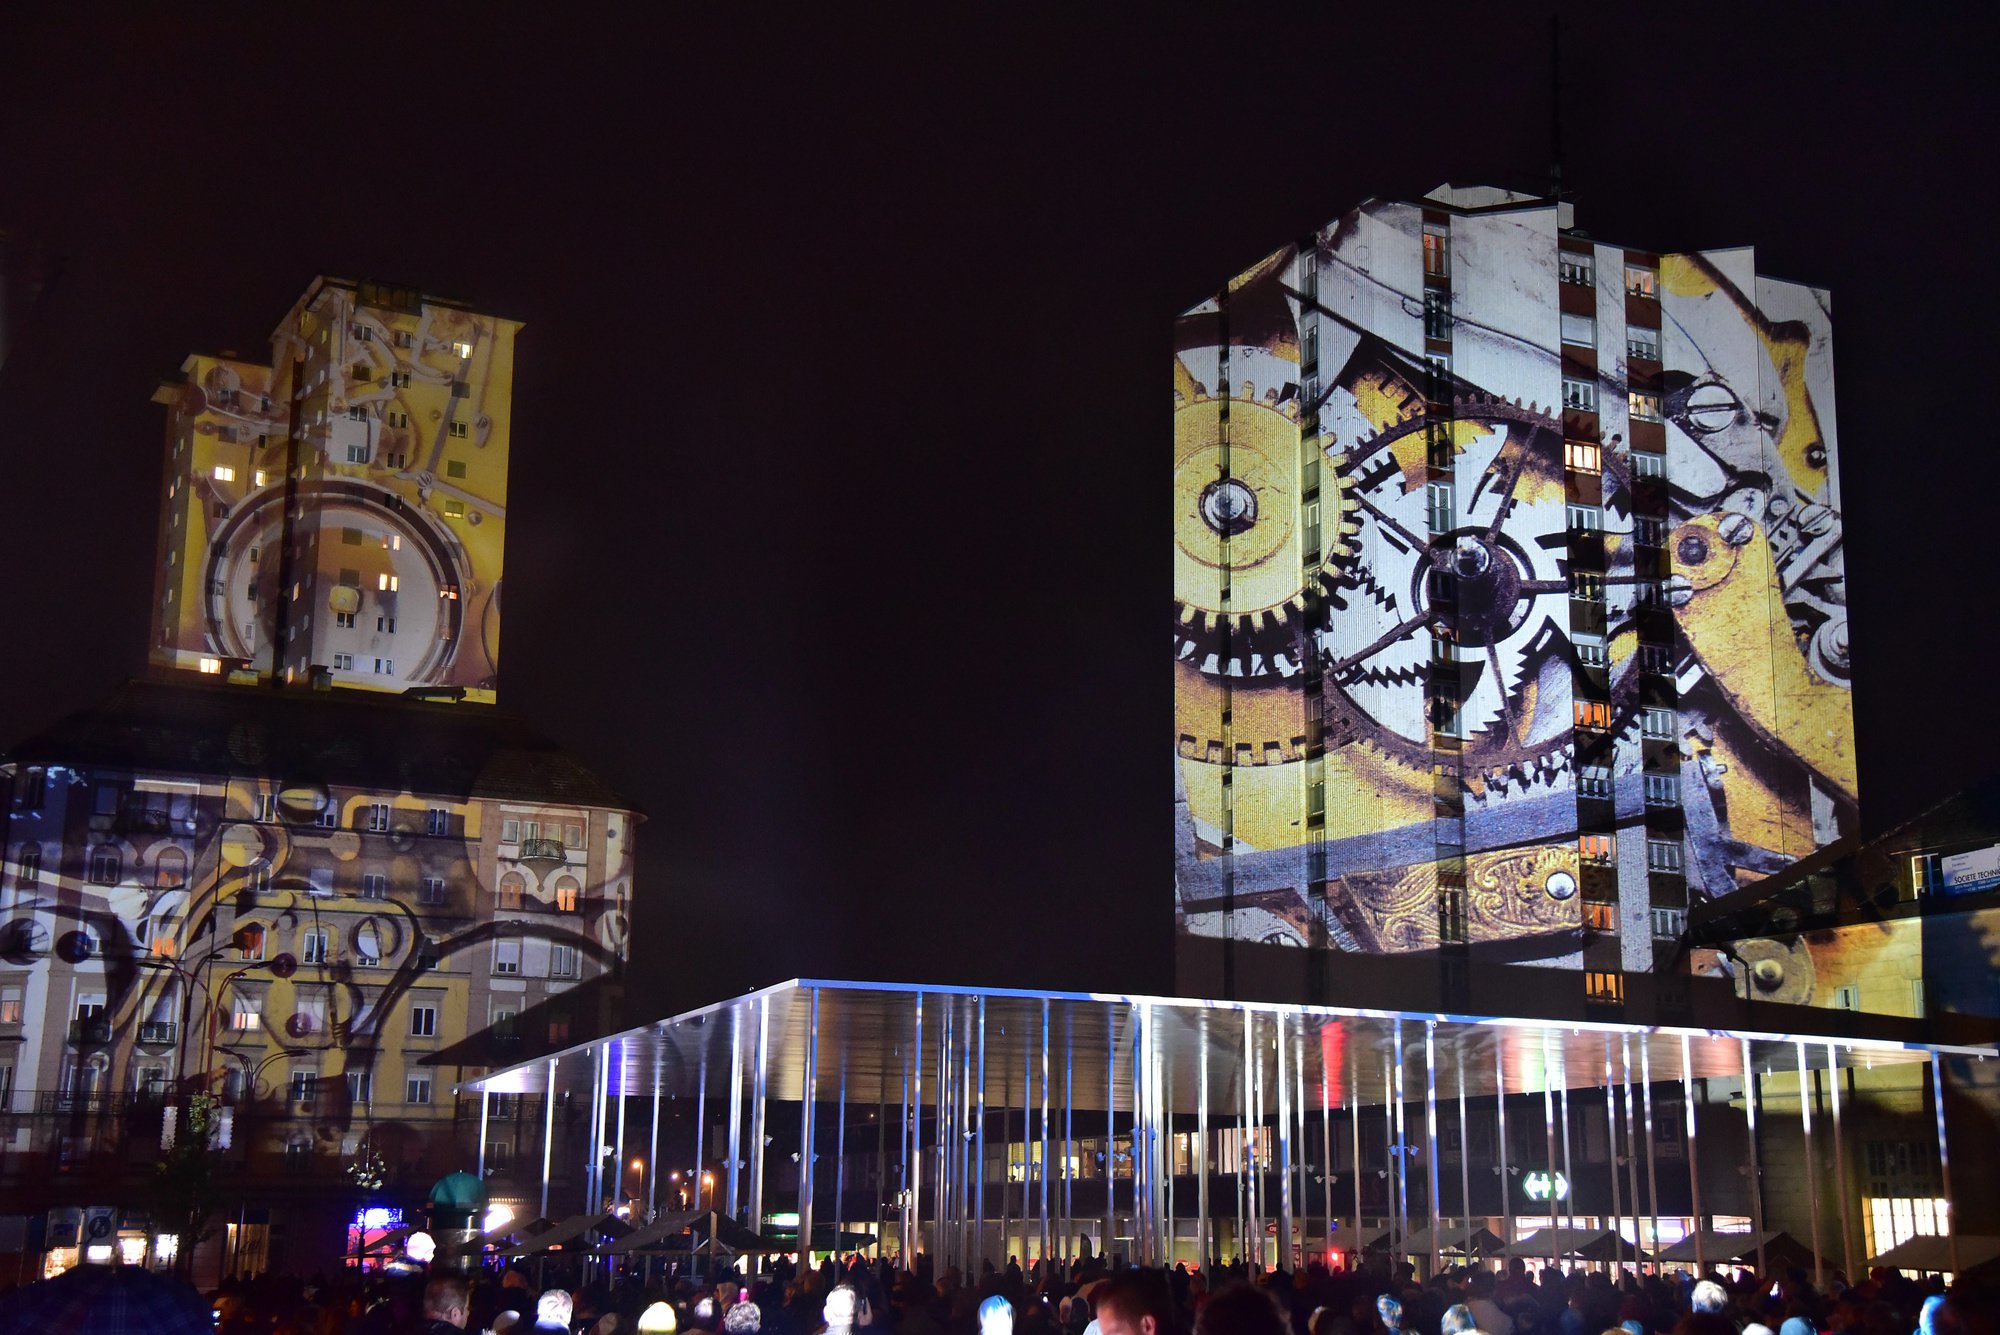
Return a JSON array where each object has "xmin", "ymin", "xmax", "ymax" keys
[
  {"xmin": 1174, "ymin": 346, "xmax": 1359, "ymax": 680},
  {"xmin": 1317, "ymin": 390, "xmax": 1577, "ymax": 795}
]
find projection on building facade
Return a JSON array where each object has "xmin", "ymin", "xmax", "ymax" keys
[
  {"xmin": 150, "ymin": 278, "xmax": 517, "ymax": 703},
  {"xmin": 1174, "ymin": 189, "xmax": 1852, "ymax": 970}
]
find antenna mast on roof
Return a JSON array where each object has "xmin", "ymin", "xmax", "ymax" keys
[{"xmin": 1549, "ymin": 14, "xmax": 1565, "ymax": 204}]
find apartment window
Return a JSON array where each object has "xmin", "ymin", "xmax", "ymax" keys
[
  {"xmin": 1833, "ymin": 985, "xmax": 1861, "ymax": 1012},
  {"xmin": 410, "ymin": 1005, "xmax": 438, "ymax": 1037},
  {"xmin": 347, "ymin": 1071, "xmax": 372, "ymax": 1105},
  {"xmin": 1558, "ymin": 251, "xmax": 1594, "ymax": 286},
  {"xmin": 1565, "ymin": 440, "xmax": 1601, "ymax": 472},
  {"xmin": 1574, "ymin": 699, "xmax": 1612, "ymax": 731},
  {"xmin": 1651, "ymin": 907, "xmax": 1687, "ymax": 938},
  {"xmin": 1566, "ymin": 503, "xmax": 1602, "ymax": 533},
  {"xmin": 1634, "ymin": 579, "xmax": 1667, "ymax": 608},
  {"xmin": 377, "ymin": 615, "xmax": 396, "ymax": 633},
  {"xmin": 1574, "ymin": 636, "xmax": 1608, "ymax": 669},
  {"xmin": 445, "ymin": 459, "xmax": 467, "ymax": 479},
  {"xmin": 237, "ymin": 924, "xmax": 266, "ymax": 960},
  {"xmin": 334, "ymin": 612, "xmax": 356, "ymax": 629},
  {"xmin": 345, "ymin": 443, "xmax": 368, "ymax": 464},
  {"xmin": 1629, "ymin": 391, "xmax": 1664, "ymax": 422},
  {"xmin": 448, "ymin": 420, "xmax": 468, "ymax": 439},
  {"xmin": 377, "ymin": 573, "xmax": 398, "ymax": 592},
  {"xmin": 453, "ymin": 340, "xmax": 473, "ymax": 358},
  {"xmin": 364, "ymin": 803, "xmax": 390, "ymax": 832},
  {"xmin": 1423, "ymin": 289, "xmax": 1451, "ymax": 341},
  {"xmin": 1423, "ymin": 352, "xmax": 1451, "ymax": 399},
  {"xmin": 564, "ymin": 823, "xmax": 584, "ymax": 848},
  {"xmin": 1579, "ymin": 833, "xmax": 1616, "ymax": 864},
  {"xmin": 1561, "ymin": 377, "xmax": 1597, "ymax": 412},
  {"xmin": 1431, "ymin": 695, "xmax": 1464, "ymax": 739},
  {"xmin": 1647, "ymin": 838, "xmax": 1684, "ymax": 873},
  {"xmin": 407, "ymin": 1075, "xmax": 433, "ymax": 1105},
  {"xmin": 1637, "ymin": 642, "xmax": 1673, "ymax": 675},
  {"xmin": 0, "ymin": 986, "xmax": 22, "ymax": 1024},
  {"xmin": 419, "ymin": 876, "xmax": 447, "ymax": 905},
  {"xmin": 1577, "ymin": 767, "xmax": 1612, "ymax": 800},
  {"xmin": 1439, "ymin": 887, "xmax": 1466, "ymax": 944},
  {"xmin": 1642, "ymin": 707, "xmax": 1678, "ymax": 740},
  {"xmin": 213, "ymin": 465, "xmax": 236, "ymax": 482},
  {"xmin": 1911, "ymin": 854, "xmax": 1943, "ymax": 894},
  {"xmin": 1627, "ymin": 326, "xmax": 1661, "ymax": 362},
  {"xmin": 493, "ymin": 939, "xmax": 521, "ymax": 975},
  {"xmin": 1644, "ymin": 773, "xmax": 1681, "ymax": 807},
  {"xmin": 351, "ymin": 324, "xmax": 372, "ymax": 341},
  {"xmin": 338, "ymin": 567, "xmax": 362, "ymax": 589},
  {"xmin": 1585, "ymin": 971, "xmax": 1625, "ymax": 1004},
  {"xmin": 290, "ymin": 1069, "xmax": 317, "ymax": 1106},
  {"xmin": 550, "ymin": 944, "xmax": 579, "ymax": 979},
  {"xmin": 332, "ymin": 653, "xmax": 353, "ymax": 671},
  {"xmin": 355, "ymin": 925, "xmax": 382, "ymax": 967},
  {"xmin": 1422, "ymin": 226, "xmax": 1450, "ymax": 280},
  {"xmin": 230, "ymin": 992, "xmax": 261, "ymax": 1030},
  {"xmin": 395, "ymin": 330, "xmax": 414, "ymax": 348},
  {"xmin": 501, "ymin": 819, "xmax": 521, "ymax": 843},
  {"xmin": 346, "ymin": 406, "xmax": 367, "ymax": 422},
  {"xmin": 1626, "ymin": 265, "xmax": 1658, "ymax": 299},
  {"xmin": 85, "ymin": 845, "xmax": 120, "ymax": 885},
  {"xmin": 554, "ymin": 879, "xmax": 579, "ymax": 913},
  {"xmin": 1582, "ymin": 901, "xmax": 1616, "ymax": 932},
  {"xmin": 427, "ymin": 807, "xmax": 451, "ymax": 836},
  {"xmin": 1569, "ymin": 571, "xmax": 1604, "ymax": 601},
  {"xmin": 361, "ymin": 873, "xmax": 388, "ymax": 900},
  {"xmin": 390, "ymin": 371, "xmax": 409, "ymax": 388},
  {"xmin": 373, "ymin": 658, "xmax": 395, "ymax": 675},
  {"xmin": 498, "ymin": 874, "xmax": 525, "ymax": 912},
  {"xmin": 443, "ymin": 499, "xmax": 466, "ymax": 518},
  {"xmin": 301, "ymin": 929, "xmax": 327, "ymax": 964},
  {"xmin": 1425, "ymin": 481, "xmax": 1454, "ymax": 534},
  {"xmin": 386, "ymin": 410, "xmax": 409, "ymax": 428},
  {"xmin": 1559, "ymin": 312, "xmax": 1595, "ymax": 347},
  {"xmin": 316, "ymin": 804, "xmax": 339, "ymax": 829}
]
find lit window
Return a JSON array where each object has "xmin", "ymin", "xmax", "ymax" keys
[
  {"xmin": 453, "ymin": 341, "xmax": 473, "ymax": 358},
  {"xmin": 1911, "ymin": 854, "xmax": 1943, "ymax": 894},
  {"xmin": 1574, "ymin": 699, "xmax": 1612, "ymax": 730},
  {"xmin": 0, "ymin": 986, "xmax": 22, "ymax": 1025},
  {"xmin": 1564, "ymin": 440, "xmax": 1600, "ymax": 472},
  {"xmin": 1579, "ymin": 833, "xmax": 1616, "ymax": 864},
  {"xmin": 1627, "ymin": 327, "xmax": 1661, "ymax": 362},
  {"xmin": 1625, "ymin": 265, "xmax": 1658, "ymax": 299},
  {"xmin": 377, "ymin": 573, "xmax": 398, "ymax": 592},
  {"xmin": 213, "ymin": 466, "xmax": 236, "ymax": 482},
  {"xmin": 1558, "ymin": 251, "xmax": 1593, "ymax": 286},
  {"xmin": 237, "ymin": 925, "xmax": 265, "ymax": 960},
  {"xmin": 1559, "ymin": 312, "xmax": 1595, "ymax": 347},
  {"xmin": 1583, "ymin": 901, "xmax": 1615, "ymax": 932},
  {"xmin": 198, "ymin": 656, "xmax": 222, "ymax": 675},
  {"xmin": 1585, "ymin": 971, "xmax": 1624, "ymax": 1004},
  {"xmin": 230, "ymin": 993, "xmax": 261, "ymax": 1030},
  {"xmin": 410, "ymin": 1006, "xmax": 437, "ymax": 1038},
  {"xmin": 1422, "ymin": 226, "xmax": 1450, "ymax": 280},
  {"xmin": 554, "ymin": 880, "xmax": 579, "ymax": 913},
  {"xmin": 253, "ymin": 469, "xmax": 267, "ymax": 487},
  {"xmin": 444, "ymin": 499, "xmax": 466, "ymax": 518},
  {"xmin": 1629, "ymin": 391, "xmax": 1664, "ymax": 422}
]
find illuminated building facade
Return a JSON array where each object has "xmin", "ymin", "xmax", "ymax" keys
[
  {"xmin": 1174, "ymin": 185, "xmax": 1853, "ymax": 1008},
  {"xmin": 150, "ymin": 278, "xmax": 517, "ymax": 704},
  {"xmin": 0, "ymin": 277, "xmax": 636, "ymax": 1279}
]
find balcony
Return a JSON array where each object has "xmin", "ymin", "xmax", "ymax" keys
[
  {"xmin": 514, "ymin": 838, "xmax": 567, "ymax": 863},
  {"xmin": 138, "ymin": 1021, "xmax": 178, "ymax": 1045},
  {"xmin": 67, "ymin": 1017, "xmax": 112, "ymax": 1047}
]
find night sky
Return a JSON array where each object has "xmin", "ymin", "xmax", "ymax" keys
[{"xmin": 2, "ymin": 6, "xmax": 1994, "ymax": 1021}]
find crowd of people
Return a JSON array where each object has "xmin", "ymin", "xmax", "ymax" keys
[{"xmin": 159, "ymin": 1247, "xmax": 1997, "ymax": 1335}]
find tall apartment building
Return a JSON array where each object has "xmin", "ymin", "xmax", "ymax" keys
[
  {"xmin": 0, "ymin": 278, "xmax": 636, "ymax": 1279},
  {"xmin": 150, "ymin": 277, "xmax": 516, "ymax": 703},
  {"xmin": 1174, "ymin": 185, "xmax": 1852, "ymax": 1006}
]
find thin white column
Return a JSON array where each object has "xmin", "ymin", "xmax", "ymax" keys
[
  {"xmin": 1680, "ymin": 1034, "xmax": 1702, "ymax": 1275},
  {"xmin": 614, "ymin": 1042, "xmax": 629, "ymax": 1213},
  {"xmin": 975, "ymin": 998, "xmax": 987, "ymax": 1268},
  {"xmin": 909, "ymin": 995, "xmax": 922, "ymax": 1268},
  {"xmin": 1064, "ymin": 1014, "xmax": 1074, "ymax": 1262},
  {"xmin": 1041, "ymin": 998, "xmax": 1052, "ymax": 1266},
  {"xmin": 1495, "ymin": 1038, "xmax": 1511, "ymax": 1260},
  {"xmin": 1457, "ymin": 1046, "xmax": 1471, "ymax": 1263},
  {"xmin": 1742, "ymin": 1040, "xmax": 1763, "ymax": 1276},
  {"xmin": 1247, "ymin": 1010, "xmax": 1261, "ymax": 1265},
  {"xmin": 1605, "ymin": 1039, "xmax": 1621, "ymax": 1266},
  {"xmin": 748, "ymin": 997, "xmax": 770, "ymax": 1238},
  {"xmin": 1641, "ymin": 1039, "xmax": 1660, "ymax": 1262},
  {"xmin": 1621, "ymin": 1034, "xmax": 1641, "ymax": 1269},
  {"xmin": 835, "ymin": 1046, "xmax": 847, "ymax": 1263},
  {"xmin": 1393, "ymin": 1021, "xmax": 1408, "ymax": 1262},
  {"xmin": 1825, "ymin": 1042, "xmax": 1853, "ymax": 1282},
  {"xmin": 691, "ymin": 1049, "xmax": 706, "ymax": 1217},
  {"xmin": 1796, "ymin": 1041, "xmax": 1822, "ymax": 1288},
  {"xmin": 478, "ymin": 1088, "xmax": 490, "ymax": 1180},
  {"xmin": 1321, "ymin": 1028, "xmax": 1334, "ymax": 1262},
  {"xmin": 1542, "ymin": 1031, "xmax": 1559, "ymax": 1277},
  {"xmin": 1105, "ymin": 1007, "xmax": 1115, "ymax": 1262},
  {"xmin": 650, "ymin": 1049, "xmax": 664, "ymax": 1218},
  {"xmin": 1930, "ymin": 1054, "xmax": 1958, "ymax": 1276},
  {"xmin": 727, "ymin": 1011, "xmax": 744, "ymax": 1218},
  {"xmin": 1350, "ymin": 1036, "xmax": 1363, "ymax": 1262},
  {"xmin": 1277, "ymin": 1011, "xmax": 1293, "ymax": 1271},
  {"xmin": 541, "ymin": 1057, "xmax": 558, "ymax": 1221},
  {"xmin": 799, "ymin": 989, "xmax": 819, "ymax": 1266},
  {"xmin": 1197, "ymin": 1018, "xmax": 1210, "ymax": 1266},
  {"xmin": 1559, "ymin": 1080, "xmax": 1576, "ymax": 1247},
  {"xmin": 1424, "ymin": 1021, "xmax": 1440, "ymax": 1278}
]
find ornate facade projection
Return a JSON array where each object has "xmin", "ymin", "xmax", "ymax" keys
[{"xmin": 1175, "ymin": 188, "xmax": 1852, "ymax": 978}]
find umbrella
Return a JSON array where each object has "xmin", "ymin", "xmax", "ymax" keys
[
  {"xmin": 1651, "ymin": 1231, "xmax": 1816, "ymax": 1272},
  {"xmin": 0, "ymin": 1264, "xmax": 217, "ymax": 1335},
  {"xmin": 1867, "ymin": 1234, "xmax": 2000, "ymax": 1274},
  {"xmin": 1504, "ymin": 1228, "xmax": 1645, "ymax": 1262}
]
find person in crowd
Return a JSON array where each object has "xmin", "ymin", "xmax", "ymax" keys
[
  {"xmin": 1197, "ymin": 1285, "xmax": 1292, "ymax": 1335},
  {"xmin": 534, "ymin": 1289, "xmax": 576, "ymax": 1335},
  {"xmin": 418, "ymin": 1276, "xmax": 473, "ymax": 1333}
]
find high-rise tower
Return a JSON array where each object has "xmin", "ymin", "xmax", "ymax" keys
[
  {"xmin": 150, "ymin": 278, "xmax": 519, "ymax": 703},
  {"xmin": 1174, "ymin": 185, "xmax": 1852, "ymax": 1001}
]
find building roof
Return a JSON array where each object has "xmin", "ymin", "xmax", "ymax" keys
[{"xmin": 4, "ymin": 677, "xmax": 639, "ymax": 813}]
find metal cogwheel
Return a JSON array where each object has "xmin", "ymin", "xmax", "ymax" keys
[
  {"xmin": 1173, "ymin": 384, "xmax": 1359, "ymax": 680},
  {"xmin": 1316, "ymin": 393, "xmax": 1578, "ymax": 794}
]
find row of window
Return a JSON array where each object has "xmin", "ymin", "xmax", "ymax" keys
[
  {"xmin": 1418, "ymin": 224, "xmax": 1659, "ymax": 298},
  {"xmin": 1577, "ymin": 832, "xmax": 1685, "ymax": 872},
  {"xmin": 1559, "ymin": 379, "xmax": 1663, "ymax": 420},
  {"xmin": 1578, "ymin": 902, "xmax": 1687, "ymax": 938}
]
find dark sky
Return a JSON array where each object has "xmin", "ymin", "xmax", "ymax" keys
[{"xmin": 3, "ymin": 5, "xmax": 1995, "ymax": 1020}]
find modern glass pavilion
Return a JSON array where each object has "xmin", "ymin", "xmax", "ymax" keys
[{"xmin": 460, "ymin": 980, "xmax": 1990, "ymax": 1279}]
